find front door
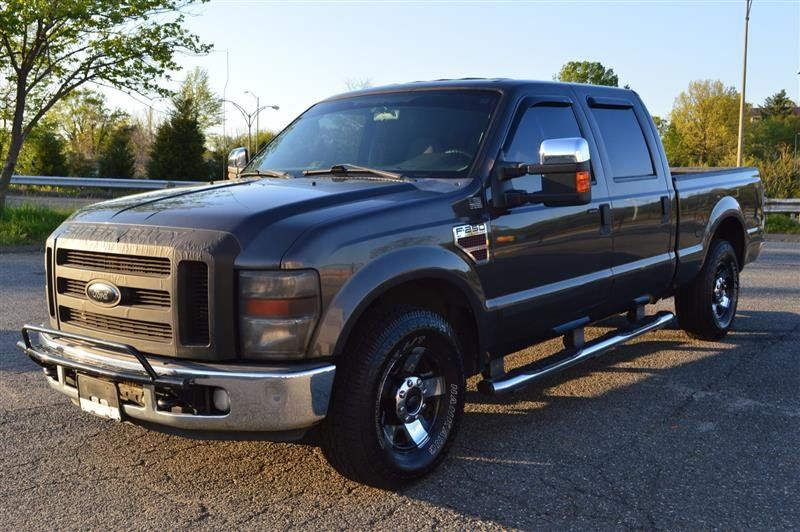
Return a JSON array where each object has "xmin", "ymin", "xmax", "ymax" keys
[{"xmin": 485, "ymin": 94, "xmax": 613, "ymax": 352}]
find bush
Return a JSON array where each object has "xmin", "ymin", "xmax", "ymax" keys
[{"xmin": 758, "ymin": 146, "xmax": 800, "ymax": 199}]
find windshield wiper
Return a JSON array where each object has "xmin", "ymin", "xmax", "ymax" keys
[
  {"xmin": 302, "ymin": 163, "xmax": 407, "ymax": 181},
  {"xmin": 239, "ymin": 169, "xmax": 291, "ymax": 179}
]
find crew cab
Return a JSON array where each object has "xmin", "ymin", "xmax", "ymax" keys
[{"xmin": 19, "ymin": 79, "xmax": 764, "ymax": 488}]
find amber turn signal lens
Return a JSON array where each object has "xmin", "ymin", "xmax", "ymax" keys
[
  {"xmin": 244, "ymin": 297, "xmax": 318, "ymax": 318},
  {"xmin": 575, "ymin": 171, "xmax": 591, "ymax": 193}
]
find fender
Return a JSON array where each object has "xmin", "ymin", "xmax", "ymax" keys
[
  {"xmin": 309, "ymin": 245, "xmax": 490, "ymax": 359},
  {"xmin": 676, "ymin": 196, "xmax": 746, "ymax": 285}
]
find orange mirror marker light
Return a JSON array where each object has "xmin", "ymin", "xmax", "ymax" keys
[{"xmin": 576, "ymin": 171, "xmax": 591, "ymax": 193}]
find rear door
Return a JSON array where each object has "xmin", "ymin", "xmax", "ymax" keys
[
  {"xmin": 576, "ymin": 87, "xmax": 675, "ymax": 306},
  {"xmin": 485, "ymin": 90, "xmax": 613, "ymax": 350}
]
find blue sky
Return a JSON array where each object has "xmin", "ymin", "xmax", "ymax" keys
[{"xmin": 106, "ymin": 0, "xmax": 799, "ymax": 137}]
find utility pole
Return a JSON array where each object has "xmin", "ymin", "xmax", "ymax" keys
[{"xmin": 736, "ymin": 0, "xmax": 753, "ymax": 167}]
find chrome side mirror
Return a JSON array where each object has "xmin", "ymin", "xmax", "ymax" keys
[
  {"xmin": 493, "ymin": 137, "xmax": 592, "ymax": 209},
  {"xmin": 539, "ymin": 137, "xmax": 590, "ymax": 165},
  {"xmin": 227, "ymin": 147, "xmax": 248, "ymax": 179}
]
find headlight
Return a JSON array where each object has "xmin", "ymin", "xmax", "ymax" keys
[{"xmin": 238, "ymin": 270, "xmax": 321, "ymax": 359}]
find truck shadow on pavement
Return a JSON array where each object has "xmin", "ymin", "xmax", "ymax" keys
[{"xmin": 405, "ymin": 309, "xmax": 799, "ymax": 528}]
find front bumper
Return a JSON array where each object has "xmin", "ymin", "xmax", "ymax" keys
[{"xmin": 18, "ymin": 325, "xmax": 335, "ymax": 435}]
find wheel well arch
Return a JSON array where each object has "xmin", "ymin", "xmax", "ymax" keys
[
  {"xmin": 711, "ymin": 216, "xmax": 746, "ymax": 268},
  {"xmin": 337, "ymin": 276, "xmax": 484, "ymax": 376}
]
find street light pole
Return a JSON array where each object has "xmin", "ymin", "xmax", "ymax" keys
[
  {"xmin": 736, "ymin": 0, "xmax": 753, "ymax": 167},
  {"xmin": 222, "ymin": 98, "xmax": 280, "ymax": 158}
]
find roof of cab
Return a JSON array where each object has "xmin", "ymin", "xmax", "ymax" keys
[{"xmin": 322, "ymin": 77, "xmax": 635, "ymax": 101}]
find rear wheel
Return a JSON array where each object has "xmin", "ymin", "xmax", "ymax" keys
[
  {"xmin": 675, "ymin": 239, "xmax": 740, "ymax": 340},
  {"xmin": 321, "ymin": 307, "xmax": 465, "ymax": 488}
]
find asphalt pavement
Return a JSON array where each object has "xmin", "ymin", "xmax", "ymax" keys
[{"xmin": 1, "ymin": 241, "xmax": 798, "ymax": 530}]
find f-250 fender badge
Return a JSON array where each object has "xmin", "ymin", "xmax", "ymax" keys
[{"xmin": 453, "ymin": 222, "xmax": 490, "ymax": 263}]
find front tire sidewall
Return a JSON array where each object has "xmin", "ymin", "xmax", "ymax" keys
[{"xmin": 324, "ymin": 309, "xmax": 465, "ymax": 486}]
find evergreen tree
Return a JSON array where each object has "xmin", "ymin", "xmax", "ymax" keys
[
  {"xmin": 761, "ymin": 89, "xmax": 795, "ymax": 119},
  {"xmin": 147, "ymin": 97, "xmax": 207, "ymax": 181},
  {"xmin": 28, "ymin": 128, "xmax": 68, "ymax": 176},
  {"xmin": 98, "ymin": 127, "xmax": 136, "ymax": 178}
]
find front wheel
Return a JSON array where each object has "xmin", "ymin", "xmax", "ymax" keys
[
  {"xmin": 675, "ymin": 239, "xmax": 740, "ymax": 340},
  {"xmin": 321, "ymin": 307, "xmax": 465, "ymax": 488}
]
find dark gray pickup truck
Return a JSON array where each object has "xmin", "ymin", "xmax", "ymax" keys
[{"xmin": 19, "ymin": 79, "xmax": 764, "ymax": 487}]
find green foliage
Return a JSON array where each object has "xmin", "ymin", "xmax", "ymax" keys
[
  {"xmin": 205, "ymin": 130, "xmax": 276, "ymax": 181},
  {"xmin": 746, "ymin": 113, "xmax": 800, "ymax": 161},
  {"xmin": 177, "ymin": 67, "xmax": 222, "ymax": 131},
  {"xmin": 0, "ymin": 0, "xmax": 210, "ymax": 214},
  {"xmin": 50, "ymin": 90, "xmax": 128, "ymax": 176},
  {"xmin": 556, "ymin": 61, "xmax": 618, "ymax": 87},
  {"xmin": 765, "ymin": 214, "xmax": 800, "ymax": 234},
  {"xmin": 0, "ymin": 203, "xmax": 71, "ymax": 246},
  {"xmin": 98, "ymin": 126, "xmax": 136, "ymax": 178},
  {"xmin": 754, "ymin": 146, "xmax": 800, "ymax": 199},
  {"xmin": 24, "ymin": 126, "xmax": 68, "ymax": 176},
  {"xmin": 761, "ymin": 89, "xmax": 796, "ymax": 119},
  {"xmin": 147, "ymin": 96, "xmax": 207, "ymax": 181},
  {"xmin": 664, "ymin": 80, "xmax": 740, "ymax": 167}
]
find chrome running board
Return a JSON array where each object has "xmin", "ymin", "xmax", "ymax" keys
[{"xmin": 478, "ymin": 311, "xmax": 675, "ymax": 395}]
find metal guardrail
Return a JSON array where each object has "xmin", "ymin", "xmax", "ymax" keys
[
  {"xmin": 10, "ymin": 175, "xmax": 204, "ymax": 189},
  {"xmin": 765, "ymin": 198, "xmax": 800, "ymax": 215}
]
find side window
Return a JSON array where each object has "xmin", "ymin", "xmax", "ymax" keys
[
  {"xmin": 505, "ymin": 105, "xmax": 582, "ymax": 163},
  {"xmin": 504, "ymin": 104, "xmax": 583, "ymax": 193},
  {"xmin": 590, "ymin": 106, "xmax": 654, "ymax": 179}
]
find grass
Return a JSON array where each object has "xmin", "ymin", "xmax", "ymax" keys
[
  {"xmin": 765, "ymin": 213, "xmax": 800, "ymax": 234},
  {"xmin": 0, "ymin": 204, "xmax": 72, "ymax": 247}
]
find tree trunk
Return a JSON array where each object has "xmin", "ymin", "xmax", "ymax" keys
[
  {"xmin": 0, "ymin": 78, "xmax": 29, "ymax": 218},
  {"xmin": 0, "ymin": 134, "xmax": 25, "ymax": 217}
]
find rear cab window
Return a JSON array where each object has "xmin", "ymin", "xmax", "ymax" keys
[{"xmin": 589, "ymin": 105, "xmax": 655, "ymax": 180}]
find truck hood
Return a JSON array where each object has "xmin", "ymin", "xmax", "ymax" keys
[{"xmin": 67, "ymin": 177, "xmax": 430, "ymax": 264}]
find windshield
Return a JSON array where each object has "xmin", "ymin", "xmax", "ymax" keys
[{"xmin": 246, "ymin": 90, "xmax": 499, "ymax": 179}]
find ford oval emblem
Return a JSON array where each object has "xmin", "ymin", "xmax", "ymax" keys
[{"xmin": 85, "ymin": 280, "xmax": 122, "ymax": 307}]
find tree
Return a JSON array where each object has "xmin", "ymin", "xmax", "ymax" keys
[
  {"xmin": 98, "ymin": 126, "xmax": 135, "ymax": 178},
  {"xmin": 555, "ymin": 61, "xmax": 618, "ymax": 87},
  {"xmin": 147, "ymin": 96, "xmax": 206, "ymax": 181},
  {"xmin": 25, "ymin": 125, "xmax": 68, "ymax": 176},
  {"xmin": 761, "ymin": 89, "xmax": 795, "ymax": 119},
  {"xmin": 49, "ymin": 89, "xmax": 126, "ymax": 175},
  {"xmin": 176, "ymin": 67, "xmax": 221, "ymax": 131},
  {"xmin": 665, "ymin": 80, "xmax": 740, "ymax": 166},
  {"xmin": 0, "ymin": 0, "xmax": 210, "ymax": 215}
]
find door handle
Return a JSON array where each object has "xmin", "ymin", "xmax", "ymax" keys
[
  {"xmin": 660, "ymin": 195, "xmax": 670, "ymax": 224},
  {"xmin": 599, "ymin": 203, "xmax": 612, "ymax": 235}
]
